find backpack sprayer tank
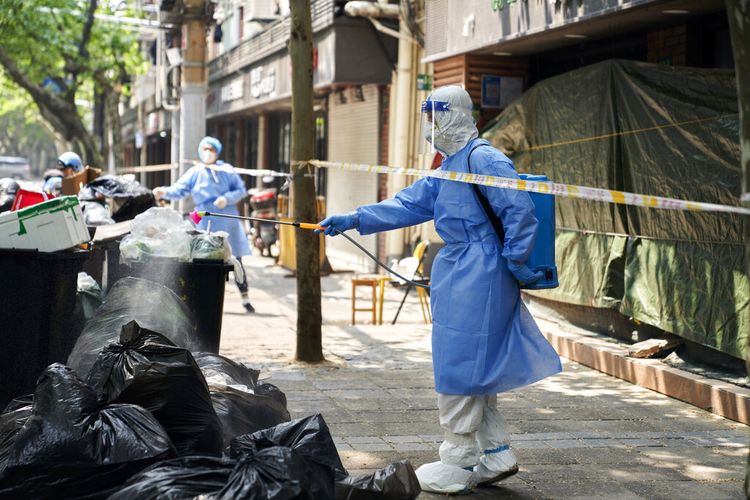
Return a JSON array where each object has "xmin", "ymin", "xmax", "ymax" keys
[{"xmin": 519, "ymin": 174, "xmax": 558, "ymax": 290}]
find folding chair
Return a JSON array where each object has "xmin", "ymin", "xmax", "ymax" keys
[{"xmin": 391, "ymin": 241, "xmax": 431, "ymax": 325}]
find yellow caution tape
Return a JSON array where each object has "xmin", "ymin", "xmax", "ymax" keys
[{"xmin": 308, "ymin": 160, "xmax": 750, "ymax": 217}]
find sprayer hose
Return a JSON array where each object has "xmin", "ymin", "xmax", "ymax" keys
[{"xmin": 334, "ymin": 229, "xmax": 430, "ymax": 290}]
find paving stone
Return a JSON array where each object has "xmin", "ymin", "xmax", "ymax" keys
[
  {"xmin": 370, "ymin": 421, "xmax": 443, "ymax": 436},
  {"xmin": 623, "ymin": 479, "xmax": 744, "ymax": 499},
  {"xmin": 516, "ymin": 448, "xmax": 578, "ymax": 466},
  {"xmin": 353, "ymin": 442, "xmax": 394, "ymax": 452},
  {"xmin": 513, "ymin": 440, "xmax": 553, "ymax": 450},
  {"xmin": 527, "ymin": 478, "xmax": 640, "ymax": 499},
  {"xmin": 418, "ymin": 434, "xmax": 443, "ymax": 442},
  {"xmin": 382, "ymin": 435, "xmax": 423, "ymax": 443},
  {"xmin": 328, "ymin": 423, "xmax": 377, "ymax": 436},
  {"xmin": 346, "ymin": 436, "xmax": 386, "ymax": 444},
  {"xmin": 512, "ymin": 431, "xmax": 575, "ymax": 441},
  {"xmin": 561, "ymin": 447, "xmax": 640, "ymax": 465},
  {"xmin": 618, "ymin": 438, "xmax": 663, "ymax": 447},
  {"xmin": 546, "ymin": 439, "xmax": 594, "ymax": 449},
  {"xmin": 393, "ymin": 442, "xmax": 433, "ymax": 452}
]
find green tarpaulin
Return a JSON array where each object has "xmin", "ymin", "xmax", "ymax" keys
[{"xmin": 482, "ymin": 59, "xmax": 748, "ymax": 359}]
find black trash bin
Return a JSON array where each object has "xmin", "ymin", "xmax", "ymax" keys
[
  {"xmin": 0, "ymin": 249, "xmax": 89, "ymax": 407},
  {"xmin": 82, "ymin": 221, "xmax": 134, "ymax": 292},
  {"xmin": 113, "ymin": 257, "xmax": 232, "ymax": 353}
]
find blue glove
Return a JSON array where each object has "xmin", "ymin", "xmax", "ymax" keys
[
  {"xmin": 507, "ymin": 260, "xmax": 544, "ymax": 287},
  {"xmin": 316, "ymin": 211, "xmax": 359, "ymax": 236}
]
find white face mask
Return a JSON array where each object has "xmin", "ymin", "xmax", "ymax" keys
[
  {"xmin": 422, "ymin": 116, "xmax": 450, "ymax": 154},
  {"xmin": 200, "ymin": 149, "xmax": 218, "ymax": 165}
]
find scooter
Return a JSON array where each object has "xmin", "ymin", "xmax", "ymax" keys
[{"xmin": 248, "ymin": 185, "xmax": 278, "ymax": 257}]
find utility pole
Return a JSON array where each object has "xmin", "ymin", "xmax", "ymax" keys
[
  {"xmin": 178, "ymin": 0, "xmax": 207, "ymax": 213},
  {"xmin": 724, "ymin": 0, "xmax": 749, "ymax": 495},
  {"xmin": 289, "ymin": 0, "xmax": 323, "ymax": 362}
]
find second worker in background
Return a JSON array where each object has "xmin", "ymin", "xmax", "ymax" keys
[{"xmin": 153, "ymin": 136, "xmax": 255, "ymax": 313}]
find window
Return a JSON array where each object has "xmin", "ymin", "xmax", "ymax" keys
[{"xmin": 238, "ymin": 6, "xmax": 244, "ymax": 41}]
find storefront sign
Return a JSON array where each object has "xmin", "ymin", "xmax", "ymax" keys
[
  {"xmin": 250, "ymin": 66, "xmax": 276, "ymax": 99},
  {"xmin": 417, "ymin": 74, "xmax": 432, "ymax": 91},
  {"xmin": 221, "ymin": 78, "xmax": 244, "ymax": 102}
]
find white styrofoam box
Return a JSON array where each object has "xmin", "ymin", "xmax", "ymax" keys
[{"xmin": 0, "ymin": 196, "xmax": 90, "ymax": 252}]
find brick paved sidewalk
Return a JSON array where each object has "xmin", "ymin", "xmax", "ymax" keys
[{"xmin": 219, "ymin": 255, "xmax": 748, "ymax": 499}]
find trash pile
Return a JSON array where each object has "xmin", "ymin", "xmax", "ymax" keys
[
  {"xmin": 0, "ymin": 315, "xmax": 420, "ymax": 499},
  {"xmin": 0, "ymin": 179, "xmax": 18, "ymax": 214},
  {"xmin": 78, "ymin": 175, "xmax": 156, "ymax": 224},
  {"xmin": 0, "ymin": 173, "xmax": 155, "ymax": 253},
  {"xmin": 119, "ymin": 207, "xmax": 233, "ymax": 264}
]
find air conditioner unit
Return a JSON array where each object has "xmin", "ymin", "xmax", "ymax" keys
[{"xmin": 246, "ymin": 0, "xmax": 279, "ymax": 21}]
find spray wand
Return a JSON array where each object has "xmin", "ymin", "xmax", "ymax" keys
[{"xmin": 190, "ymin": 211, "xmax": 429, "ymax": 289}]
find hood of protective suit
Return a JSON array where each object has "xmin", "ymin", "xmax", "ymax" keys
[{"xmin": 423, "ymin": 86, "xmax": 478, "ymax": 157}]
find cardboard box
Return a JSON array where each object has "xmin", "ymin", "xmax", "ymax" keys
[
  {"xmin": 0, "ymin": 196, "xmax": 90, "ymax": 252},
  {"xmin": 62, "ymin": 166, "xmax": 102, "ymax": 195}
]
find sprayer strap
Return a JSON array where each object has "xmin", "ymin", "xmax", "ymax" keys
[{"xmin": 468, "ymin": 143, "xmax": 506, "ymax": 246}]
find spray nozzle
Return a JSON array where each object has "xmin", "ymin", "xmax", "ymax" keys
[{"xmin": 190, "ymin": 211, "xmax": 206, "ymax": 224}]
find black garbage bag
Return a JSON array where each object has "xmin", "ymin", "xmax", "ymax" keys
[
  {"xmin": 256, "ymin": 381, "xmax": 288, "ymax": 408},
  {"xmin": 194, "ymin": 351, "xmax": 261, "ymax": 390},
  {"xmin": 76, "ymin": 272, "xmax": 104, "ymax": 318},
  {"xmin": 0, "ymin": 396, "xmax": 33, "ymax": 473},
  {"xmin": 0, "ymin": 178, "xmax": 19, "ymax": 213},
  {"xmin": 216, "ymin": 446, "xmax": 314, "ymax": 499},
  {"xmin": 79, "ymin": 175, "xmax": 156, "ymax": 222},
  {"xmin": 0, "ymin": 364, "xmax": 174, "ymax": 499},
  {"xmin": 335, "ymin": 461, "xmax": 421, "ymax": 500},
  {"xmin": 210, "ymin": 387, "xmax": 291, "ymax": 448},
  {"xmin": 108, "ymin": 456, "xmax": 236, "ymax": 500},
  {"xmin": 80, "ymin": 200, "xmax": 115, "ymax": 226},
  {"xmin": 87, "ymin": 321, "xmax": 223, "ymax": 457},
  {"xmin": 230, "ymin": 414, "xmax": 346, "ymax": 499},
  {"xmin": 194, "ymin": 352, "xmax": 290, "ymax": 446},
  {"xmin": 67, "ymin": 277, "xmax": 199, "ymax": 376}
]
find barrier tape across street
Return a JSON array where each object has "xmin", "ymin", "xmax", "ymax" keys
[{"xmin": 307, "ymin": 160, "xmax": 750, "ymax": 217}]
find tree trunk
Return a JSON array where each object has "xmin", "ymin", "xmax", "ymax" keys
[
  {"xmin": 106, "ymin": 88, "xmax": 124, "ymax": 170},
  {"xmin": 289, "ymin": 0, "xmax": 323, "ymax": 362},
  {"xmin": 0, "ymin": 46, "xmax": 104, "ymax": 168},
  {"xmin": 724, "ymin": 1, "xmax": 750, "ymax": 496}
]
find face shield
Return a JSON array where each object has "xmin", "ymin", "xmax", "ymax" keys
[{"xmin": 421, "ymin": 100, "xmax": 452, "ymax": 155}]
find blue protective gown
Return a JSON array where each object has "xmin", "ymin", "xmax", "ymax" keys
[
  {"xmin": 162, "ymin": 162, "xmax": 252, "ymax": 257},
  {"xmin": 357, "ymin": 138, "xmax": 561, "ymax": 395}
]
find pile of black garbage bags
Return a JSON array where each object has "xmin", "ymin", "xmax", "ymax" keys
[
  {"xmin": 78, "ymin": 175, "xmax": 157, "ymax": 226},
  {"xmin": 0, "ymin": 315, "xmax": 419, "ymax": 499}
]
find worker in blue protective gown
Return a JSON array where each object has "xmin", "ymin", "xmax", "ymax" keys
[
  {"xmin": 318, "ymin": 86, "xmax": 562, "ymax": 494},
  {"xmin": 153, "ymin": 136, "xmax": 255, "ymax": 313}
]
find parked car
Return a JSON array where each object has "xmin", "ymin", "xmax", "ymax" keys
[{"xmin": 0, "ymin": 156, "xmax": 31, "ymax": 179}]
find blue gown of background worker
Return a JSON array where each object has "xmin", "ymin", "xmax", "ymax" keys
[
  {"xmin": 323, "ymin": 92, "xmax": 561, "ymax": 396},
  {"xmin": 160, "ymin": 137, "xmax": 252, "ymax": 258},
  {"xmin": 155, "ymin": 136, "xmax": 255, "ymax": 313}
]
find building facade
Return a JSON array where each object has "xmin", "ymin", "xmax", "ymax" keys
[{"xmin": 205, "ymin": 0, "xmax": 397, "ymax": 268}]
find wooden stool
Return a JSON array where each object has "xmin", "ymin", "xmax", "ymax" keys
[{"xmin": 351, "ymin": 275, "xmax": 389, "ymax": 325}]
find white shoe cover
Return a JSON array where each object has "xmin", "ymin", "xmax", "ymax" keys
[
  {"xmin": 415, "ymin": 461, "xmax": 478, "ymax": 494},
  {"xmin": 474, "ymin": 448, "xmax": 519, "ymax": 486}
]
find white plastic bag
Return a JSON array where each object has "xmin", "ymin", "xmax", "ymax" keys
[
  {"xmin": 190, "ymin": 231, "xmax": 232, "ymax": 261},
  {"xmin": 119, "ymin": 207, "xmax": 193, "ymax": 262}
]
